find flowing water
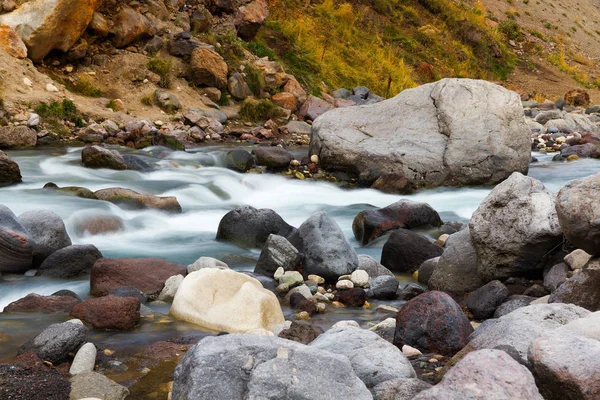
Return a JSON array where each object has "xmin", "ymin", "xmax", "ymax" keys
[{"xmin": 0, "ymin": 145, "xmax": 598, "ymax": 364}]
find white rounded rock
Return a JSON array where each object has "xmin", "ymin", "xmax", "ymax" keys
[
  {"xmin": 187, "ymin": 257, "xmax": 229, "ymax": 273},
  {"xmin": 332, "ymin": 320, "xmax": 360, "ymax": 329},
  {"xmin": 350, "ymin": 270, "xmax": 369, "ymax": 288},
  {"xmin": 70, "ymin": 343, "xmax": 97, "ymax": 375},
  {"xmin": 336, "ymin": 280, "xmax": 354, "ymax": 290},
  {"xmin": 158, "ymin": 274, "xmax": 184, "ymax": 302}
]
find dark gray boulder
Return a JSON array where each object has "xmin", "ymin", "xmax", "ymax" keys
[
  {"xmin": 18, "ymin": 210, "xmax": 71, "ymax": 266},
  {"xmin": 224, "ymin": 148, "xmax": 255, "ymax": 172},
  {"xmin": 0, "ymin": 205, "xmax": 33, "ymax": 273},
  {"xmin": 381, "ymin": 229, "xmax": 443, "ymax": 273},
  {"xmin": 466, "ymin": 280, "xmax": 509, "ymax": 320},
  {"xmin": 254, "ymin": 234, "xmax": 300, "ymax": 277},
  {"xmin": 252, "ymin": 146, "xmax": 292, "ymax": 169},
  {"xmin": 549, "ymin": 259, "xmax": 600, "ymax": 311},
  {"xmin": 18, "ymin": 321, "xmax": 86, "ymax": 364},
  {"xmin": 81, "ymin": 146, "xmax": 127, "ymax": 170}
]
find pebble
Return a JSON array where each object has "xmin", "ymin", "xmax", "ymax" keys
[
  {"xmin": 402, "ymin": 345, "xmax": 422, "ymax": 357},
  {"xmin": 313, "ymin": 293, "xmax": 329, "ymax": 302},
  {"xmin": 316, "ymin": 303, "xmax": 326, "ymax": 313},
  {"xmin": 274, "ymin": 267, "xmax": 284, "ymax": 280},
  {"xmin": 330, "ymin": 301, "xmax": 346, "ymax": 308},
  {"xmin": 350, "ymin": 270, "xmax": 369, "ymax": 288},
  {"xmin": 23, "ymin": 77, "xmax": 33, "ymax": 87},
  {"xmin": 24, "ymin": 269, "xmax": 37, "ymax": 277},
  {"xmin": 70, "ymin": 343, "xmax": 97, "ymax": 375},
  {"xmin": 296, "ymin": 311, "xmax": 310, "ymax": 320},
  {"xmin": 307, "ymin": 274, "xmax": 324, "ymax": 284},
  {"xmin": 279, "ymin": 271, "xmax": 303, "ymax": 287},
  {"xmin": 46, "ymin": 83, "xmax": 59, "ymax": 92},
  {"xmin": 336, "ymin": 280, "xmax": 354, "ymax": 290},
  {"xmin": 376, "ymin": 304, "xmax": 399, "ymax": 313},
  {"xmin": 332, "ymin": 320, "xmax": 360, "ymax": 329},
  {"xmin": 106, "ymin": 360, "xmax": 128, "ymax": 372},
  {"xmin": 567, "ymin": 155, "xmax": 579, "ymax": 161},
  {"xmin": 310, "ymin": 154, "xmax": 319, "ymax": 163}
]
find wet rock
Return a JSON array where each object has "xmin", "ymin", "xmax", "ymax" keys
[
  {"xmin": 470, "ymin": 172, "xmax": 562, "ymax": 281},
  {"xmin": 0, "ymin": 126, "xmax": 36, "ymax": 148},
  {"xmin": 428, "ymin": 228, "xmax": 485, "ymax": 295},
  {"xmin": 288, "ymin": 211, "xmax": 358, "ymax": 281},
  {"xmin": 494, "ymin": 295, "xmax": 536, "ymax": 318},
  {"xmin": 466, "ymin": 280, "xmax": 509, "ymax": 320},
  {"xmin": 70, "ymin": 371, "xmax": 129, "ymax": 400},
  {"xmin": 216, "ymin": 205, "xmax": 294, "ymax": 249},
  {"xmin": 69, "ymin": 342, "xmax": 96, "ymax": 375},
  {"xmin": 110, "ymin": 7, "xmax": 154, "ymax": 48},
  {"xmin": 252, "ymin": 146, "xmax": 292, "ymax": 169},
  {"xmin": 543, "ymin": 262, "xmax": 569, "ymax": 292},
  {"xmin": 310, "ymin": 79, "xmax": 531, "ymax": 192},
  {"xmin": 549, "ymin": 259, "xmax": 600, "ymax": 311},
  {"xmin": 556, "ymin": 172, "xmax": 600, "ymax": 255},
  {"xmin": 172, "ymin": 334, "xmax": 371, "ymax": 399},
  {"xmin": 356, "ymin": 254, "xmax": 394, "ymax": 278},
  {"xmin": 0, "ymin": 150, "xmax": 22, "ymax": 187},
  {"xmin": 397, "ymin": 282, "xmax": 425, "ymax": 301},
  {"xmin": 381, "ymin": 229, "xmax": 443, "ymax": 273},
  {"xmin": 71, "ymin": 295, "xmax": 140, "ymax": 331},
  {"xmin": 413, "ymin": 349, "xmax": 543, "ymax": 399},
  {"xmin": 298, "ymin": 95, "xmax": 334, "ymax": 121},
  {"xmin": 338, "ymin": 287, "xmax": 367, "ymax": 307},
  {"xmin": 529, "ymin": 329, "xmax": 600, "ymax": 400},
  {"xmin": 157, "ymin": 274, "xmax": 184, "ymax": 302},
  {"xmin": 254, "ymin": 234, "xmax": 300, "ymax": 277},
  {"xmin": 234, "ymin": 0, "xmax": 269, "ymax": 41},
  {"xmin": 0, "ymin": 0, "xmax": 102, "ymax": 61},
  {"xmin": 170, "ymin": 269, "xmax": 284, "ymax": 332},
  {"xmin": 189, "ymin": 47, "xmax": 228, "ymax": 89},
  {"xmin": 467, "ymin": 303, "xmax": 589, "ymax": 366},
  {"xmin": 187, "ymin": 256, "xmax": 229, "ymax": 273},
  {"xmin": 224, "ymin": 148, "xmax": 255, "ymax": 172},
  {"xmin": 18, "ymin": 210, "xmax": 71, "ymax": 266},
  {"xmin": 122, "ymin": 155, "xmax": 152, "ymax": 172},
  {"xmin": 4, "ymin": 293, "xmax": 80, "ymax": 314},
  {"xmin": 90, "ymin": 257, "xmax": 186, "ymax": 297},
  {"xmin": 108, "ymin": 286, "xmax": 148, "ymax": 303},
  {"xmin": 352, "ymin": 199, "xmax": 442, "ymax": 245},
  {"xmin": 373, "ymin": 378, "xmax": 432, "ymax": 400},
  {"xmin": 81, "ymin": 146, "xmax": 127, "ymax": 170},
  {"xmin": 0, "ymin": 363, "xmax": 70, "ymax": 400},
  {"xmin": 94, "ymin": 187, "xmax": 182, "ymax": 213},
  {"xmin": 18, "ymin": 321, "xmax": 86, "ymax": 364},
  {"xmin": 394, "ymin": 291, "xmax": 472, "ymax": 356},
  {"xmin": 417, "ymin": 256, "xmax": 439, "ymax": 285},
  {"xmin": 278, "ymin": 321, "xmax": 322, "ymax": 344},
  {"xmin": 310, "ymin": 326, "xmax": 416, "ymax": 387},
  {"xmin": 0, "ymin": 205, "xmax": 33, "ymax": 273}
]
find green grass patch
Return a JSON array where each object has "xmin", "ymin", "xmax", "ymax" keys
[
  {"xmin": 73, "ymin": 75, "xmax": 101, "ymax": 97},
  {"xmin": 239, "ymin": 99, "xmax": 284, "ymax": 121},
  {"xmin": 147, "ymin": 58, "xmax": 172, "ymax": 88},
  {"xmin": 34, "ymin": 99, "xmax": 85, "ymax": 135}
]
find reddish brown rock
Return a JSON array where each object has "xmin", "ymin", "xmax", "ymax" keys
[
  {"xmin": 298, "ymin": 96, "xmax": 334, "ymax": 121},
  {"xmin": 71, "ymin": 295, "xmax": 140, "ymax": 331},
  {"xmin": 272, "ymin": 92, "xmax": 297, "ymax": 111},
  {"xmin": 0, "ymin": 363, "xmax": 71, "ymax": 400},
  {"xmin": 4, "ymin": 293, "xmax": 80, "ymax": 314},
  {"xmin": 338, "ymin": 288, "xmax": 367, "ymax": 307},
  {"xmin": 0, "ymin": 25, "xmax": 27, "ymax": 58},
  {"xmin": 234, "ymin": 0, "xmax": 269, "ymax": 41},
  {"xmin": 110, "ymin": 7, "xmax": 154, "ymax": 48},
  {"xmin": 394, "ymin": 291, "xmax": 473, "ymax": 356},
  {"xmin": 74, "ymin": 215, "xmax": 125, "ymax": 235},
  {"xmin": 564, "ymin": 89, "xmax": 590, "ymax": 107},
  {"xmin": 189, "ymin": 47, "xmax": 228, "ymax": 89},
  {"xmin": 90, "ymin": 257, "xmax": 186, "ymax": 297},
  {"xmin": 282, "ymin": 79, "xmax": 307, "ymax": 104},
  {"xmin": 352, "ymin": 199, "xmax": 442, "ymax": 245}
]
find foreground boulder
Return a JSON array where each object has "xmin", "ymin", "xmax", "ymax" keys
[
  {"xmin": 38, "ymin": 244, "xmax": 103, "ymax": 278},
  {"xmin": 0, "ymin": 150, "xmax": 22, "ymax": 186},
  {"xmin": 172, "ymin": 334, "xmax": 371, "ymax": 399},
  {"xmin": 470, "ymin": 172, "xmax": 562, "ymax": 281},
  {"xmin": 18, "ymin": 321, "xmax": 86, "ymax": 364},
  {"xmin": 94, "ymin": 188, "xmax": 182, "ymax": 213},
  {"xmin": 71, "ymin": 295, "xmax": 140, "ymax": 331},
  {"xmin": 428, "ymin": 228, "xmax": 484, "ymax": 295},
  {"xmin": 0, "ymin": 363, "xmax": 70, "ymax": 400},
  {"xmin": 528, "ymin": 329, "xmax": 600, "ymax": 400},
  {"xmin": 0, "ymin": 0, "xmax": 102, "ymax": 61},
  {"xmin": 413, "ymin": 349, "xmax": 543, "ymax": 399},
  {"xmin": 170, "ymin": 269, "xmax": 284, "ymax": 332},
  {"xmin": 466, "ymin": 303, "xmax": 589, "ymax": 365},
  {"xmin": 381, "ymin": 229, "xmax": 443, "ymax": 273},
  {"xmin": 70, "ymin": 371, "xmax": 129, "ymax": 400},
  {"xmin": 352, "ymin": 199, "xmax": 442, "ymax": 245},
  {"xmin": 90, "ymin": 257, "xmax": 186, "ymax": 297},
  {"xmin": 310, "ymin": 78, "xmax": 530, "ymax": 192},
  {"xmin": 81, "ymin": 146, "xmax": 127, "ymax": 170},
  {"xmin": 309, "ymin": 326, "xmax": 416, "ymax": 387},
  {"xmin": 0, "ymin": 205, "xmax": 33, "ymax": 273},
  {"xmin": 216, "ymin": 206, "xmax": 294, "ymax": 248},
  {"xmin": 4, "ymin": 293, "xmax": 80, "ymax": 313},
  {"xmin": 394, "ymin": 291, "xmax": 473, "ymax": 356},
  {"xmin": 287, "ymin": 211, "xmax": 358, "ymax": 281},
  {"xmin": 555, "ymin": 172, "xmax": 600, "ymax": 255},
  {"xmin": 18, "ymin": 210, "xmax": 71, "ymax": 265},
  {"xmin": 0, "ymin": 126, "xmax": 37, "ymax": 148},
  {"xmin": 466, "ymin": 280, "xmax": 509, "ymax": 320}
]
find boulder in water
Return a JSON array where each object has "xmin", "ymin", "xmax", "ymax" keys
[
  {"xmin": 81, "ymin": 146, "xmax": 127, "ymax": 170},
  {"xmin": 380, "ymin": 229, "xmax": 443, "ymax": 273},
  {"xmin": 94, "ymin": 188, "xmax": 182, "ymax": 213},
  {"xmin": 0, "ymin": 150, "xmax": 22, "ymax": 187},
  {"xmin": 4, "ymin": 293, "xmax": 80, "ymax": 314},
  {"xmin": 38, "ymin": 244, "xmax": 103, "ymax": 278},
  {"xmin": 310, "ymin": 78, "xmax": 531, "ymax": 192},
  {"xmin": 18, "ymin": 210, "xmax": 71, "ymax": 266},
  {"xmin": 0, "ymin": 126, "xmax": 37, "ymax": 148},
  {"xmin": 18, "ymin": 321, "xmax": 87, "ymax": 364},
  {"xmin": 0, "ymin": 205, "xmax": 33, "ymax": 273},
  {"xmin": 71, "ymin": 295, "xmax": 140, "ymax": 331},
  {"xmin": 170, "ymin": 268, "xmax": 284, "ymax": 332}
]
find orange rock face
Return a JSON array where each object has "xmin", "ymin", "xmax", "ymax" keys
[
  {"xmin": 272, "ymin": 92, "xmax": 297, "ymax": 111},
  {"xmin": 0, "ymin": 25, "xmax": 27, "ymax": 58},
  {"xmin": 0, "ymin": 0, "xmax": 103, "ymax": 61}
]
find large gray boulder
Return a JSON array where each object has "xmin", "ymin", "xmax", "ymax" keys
[
  {"xmin": 310, "ymin": 78, "xmax": 530, "ymax": 192},
  {"xmin": 469, "ymin": 173, "xmax": 563, "ymax": 281},
  {"xmin": 467, "ymin": 303, "xmax": 589, "ymax": 366},
  {"xmin": 413, "ymin": 349, "xmax": 543, "ymax": 399},
  {"xmin": 18, "ymin": 321, "xmax": 86, "ymax": 364},
  {"xmin": 287, "ymin": 211, "xmax": 358, "ymax": 281},
  {"xmin": 254, "ymin": 234, "xmax": 300, "ymax": 277},
  {"xmin": 528, "ymin": 329, "xmax": 600, "ymax": 400},
  {"xmin": 428, "ymin": 228, "xmax": 484, "ymax": 295},
  {"xmin": 38, "ymin": 244, "xmax": 103, "ymax": 278},
  {"xmin": 380, "ymin": 229, "xmax": 443, "ymax": 273},
  {"xmin": 309, "ymin": 326, "xmax": 416, "ymax": 387},
  {"xmin": 0, "ymin": 205, "xmax": 33, "ymax": 273},
  {"xmin": 555, "ymin": 172, "xmax": 600, "ymax": 256},
  {"xmin": 172, "ymin": 334, "xmax": 372, "ymax": 399},
  {"xmin": 18, "ymin": 210, "xmax": 71, "ymax": 266},
  {"xmin": 356, "ymin": 254, "xmax": 394, "ymax": 278},
  {"xmin": 81, "ymin": 145, "xmax": 127, "ymax": 170}
]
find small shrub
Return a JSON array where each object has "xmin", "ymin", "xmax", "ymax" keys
[
  {"xmin": 498, "ymin": 20, "xmax": 523, "ymax": 41},
  {"xmin": 73, "ymin": 75, "xmax": 101, "ymax": 97},
  {"xmin": 141, "ymin": 93, "xmax": 154, "ymax": 106},
  {"xmin": 243, "ymin": 41, "xmax": 277, "ymax": 59},
  {"xmin": 244, "ymin": 63, "xmax": 266, "ymax": 95},
  {"xmin": 147, "ymin": 58, "xmax": 171, "ymax": 88},
  {"xmin": 34, "ymin": 99, "xmax": 85, "ymax": 134},
  {"xmin": 239, "ymin": 99, "xmax": 284, "ymax": 121}
]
